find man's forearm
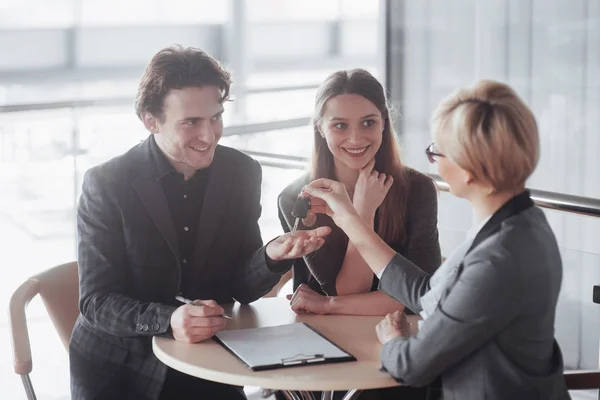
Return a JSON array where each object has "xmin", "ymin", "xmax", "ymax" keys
[
  {"xmin": 81, "ymin": 292, "xmax": 176, "ymax": 337},
  {"xmin": 234, "ymin": 245, "xmax": 291, "ymax": 304}
]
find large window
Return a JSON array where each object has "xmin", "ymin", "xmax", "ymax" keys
[
  {"xmin": 80, "ymin": 0, "xmax": 229, "ymax": 25},
  {"xmin": 0, "ymin": 1, "xmax": 381, "ymax": 399},
  {"xmin": 0, "ymin": 0, "xmax": 76, "ymax": 28},
  {"xmin": 387, "ymin": 2, "xmax": 600, "ymax": 398},
  {"xmin": 6, "ymin": 1, "xmax": 597, "ymax": 399}
]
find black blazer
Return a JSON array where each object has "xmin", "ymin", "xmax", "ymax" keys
[{"xmin": 70, "ymin": 136, "xmax": 288, "ymax": 400}]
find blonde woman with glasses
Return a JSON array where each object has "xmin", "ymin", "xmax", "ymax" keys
[{"xmin": 300, "ymin": 80, "xmax": 570, "ymax": 400}]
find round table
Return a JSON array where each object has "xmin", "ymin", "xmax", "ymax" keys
[{"xmin": 153, "ymin": 297, "xmax": 417, "ymax": 400}]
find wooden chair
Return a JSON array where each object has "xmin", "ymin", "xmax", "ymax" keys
[{"xmin": 8, "ymin": 262, "xmax": 79, "ymax": 400}]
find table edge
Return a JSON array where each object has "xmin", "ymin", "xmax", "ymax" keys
[{"xmin": 152, "ymin": 337, "xmax": 401, "ymax": 391}]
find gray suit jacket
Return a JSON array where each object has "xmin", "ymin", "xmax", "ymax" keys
[
  {"xmin": 70, "ymin": 136, "xmax": 289, "ymax": 399},
  {"xmin": 378, "ymin": 205, "xmax": 570, "ymax": 400}
]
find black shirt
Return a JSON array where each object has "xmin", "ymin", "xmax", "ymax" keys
[
  {"xmin": 149, "ymin": 136, "xmax": 211, "ymax": 298},
  {"xmin": 149, "ymin": 136, "xmax": 285, "ymax": 398}
]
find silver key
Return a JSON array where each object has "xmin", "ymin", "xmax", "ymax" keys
[
  {"xmin": 290, "ymin": 197, "xmax": 310, "ymax": 236},
  {"xmin": 291, "ymin": 218, "xmax": 300, "ymax": 235}
]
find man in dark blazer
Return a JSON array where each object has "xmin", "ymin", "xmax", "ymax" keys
[{"xmin": 69, "ymin": 45, "xmax": 330, "ymax": 400}]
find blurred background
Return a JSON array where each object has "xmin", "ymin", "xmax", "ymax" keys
[{"xmin": 0, "ymin": 0, "xmax": 598, "ymax": 398}]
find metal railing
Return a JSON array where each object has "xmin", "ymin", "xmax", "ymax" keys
[
  {"xmin": 243, "ymin": 151, "xmax": 600, "ymax": 219},
  {"xmin": 224, "ymin": 118, "xmax": 310, "ymax": 137},
  {"xmin": 0, "ymin": 83, "xmax": 320, "ymax": 114},
  {"xmin": 2, "ymin": 95, "xmax": 599, "ymax": 219}
]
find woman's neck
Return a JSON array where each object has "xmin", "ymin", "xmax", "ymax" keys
[
  {"xmin": 333, "ymin": 159, "xmax": 360, "ymax": 197},
  {"xmin": 470, "ymin": 187, "xmax": 526, "ymax": 223}
]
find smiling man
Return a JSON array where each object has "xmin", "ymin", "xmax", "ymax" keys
[{"xmin": 69, "ymin": 45, "xmax": 330, "ymax": 400}]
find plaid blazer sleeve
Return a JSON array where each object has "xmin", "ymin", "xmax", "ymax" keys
[
  {"xmin": 230, "ymin": 159, "xmax": 292, "ymax": 304},
  {"xmin": 77, "ymin": 167, "xmax": 176, "ymax": 337}
]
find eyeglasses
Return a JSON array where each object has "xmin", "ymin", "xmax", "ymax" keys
[{"xmin": 425, "ymin": 142, "xmax": 445, "ymax": 164}]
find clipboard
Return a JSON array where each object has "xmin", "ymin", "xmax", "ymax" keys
[{"xmin": 214, "ymin": 322, "xmax": 356, "ymax": 371}]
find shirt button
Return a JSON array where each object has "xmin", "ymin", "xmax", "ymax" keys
[
  {"xmin": 142, "ymin": 324, "xmax": 149, "ymax": 332},
  {"xmin": 153, "ymin": 324, "xmax": 160, "ymax": 331},
  {"xmin": 182, "ymin": 259, "xmax": 187, "ymax": 264},
  {"xmin": 184, "ymin": 226, "xmax": 189, "ymax": 231},
  {"xmin": 183, "ymin": 194, "xmax": 187, "ymax": 199},
  {"xmin": 136, "ymin": 324, "xmax": 143, "ymax": 331}
]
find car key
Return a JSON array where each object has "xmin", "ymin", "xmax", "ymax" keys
[{"xmin": 291, "ymin": 197, "xmax": 311, "ymax": 235}]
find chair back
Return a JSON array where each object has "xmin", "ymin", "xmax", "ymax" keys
[{"xmin": 9, "ymin": 262, "xmax": 79, "ymax": 375}]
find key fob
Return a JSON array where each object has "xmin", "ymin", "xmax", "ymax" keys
[{"xmin": 291, "ymin": 197, "xmax": 311, "ymax": 219}]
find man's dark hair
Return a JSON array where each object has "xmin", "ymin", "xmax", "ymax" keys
[{"xmin": 135, "ymin": 45, "xmax": 231, "ymax": 122}]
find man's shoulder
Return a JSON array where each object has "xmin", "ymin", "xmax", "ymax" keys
[
  {"xmin": 214, "ymin": 145, "xmax": 262, "ymax": 188},
  {"xmin": 84, "ymin": 139, "xmax": 148, "ymax": 187},
  {"xmin": 216, "ymin": 145, "xmax": 259, "ymax": 168}
]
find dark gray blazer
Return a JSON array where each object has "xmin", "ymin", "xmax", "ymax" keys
[
  {"xmin": 70, "ymin": 136, "xmax": 289, "ymax": 400},
  {"xmin": 378, "ymin": 205, "xmax": 570, "ymax": 400}
]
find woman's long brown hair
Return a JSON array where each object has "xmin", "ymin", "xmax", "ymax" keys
[{"xmin": 311, "ymin": 69, "xmax": 409, "ymax": 245}]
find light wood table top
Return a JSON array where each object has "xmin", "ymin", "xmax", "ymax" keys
[{"xmin": 153, "ymin": 297, "xmax": 417, "ymax": 392}]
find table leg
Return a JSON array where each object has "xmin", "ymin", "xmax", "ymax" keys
[
  {"xmin": 300, "ymin": 391, "xmax": 315, "ymax": 400},
  {"xmin": 280, "ymin": 389, "xmax": 362, "ymax": 400},
  {"xmin": 280, "ymin": 391, "xmax": 303, "ymax": 400},
  {"xmin": 340, "ymin": 389, "xmax": 362, "ymax": 400}
]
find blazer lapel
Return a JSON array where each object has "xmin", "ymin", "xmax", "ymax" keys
[
  {"xmin": 436, "ymin": 191, "xmax": 535, "ymax": 310},
  {"xmin": 132, "ymin": 171, "xmax": 180, "ymax": 263},
  {"xmin": 192, "ymin": 147, "xmax": 233, "ymax": 269}
]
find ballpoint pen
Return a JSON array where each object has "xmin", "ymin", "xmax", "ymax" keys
[{"xmin": 175, "ymin": 296, "xmax": 233, "ymax": 320}]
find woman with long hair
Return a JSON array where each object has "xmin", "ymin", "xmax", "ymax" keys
[{"xmin": 277, "ymin": 69, "xmax": 441, "ymax": 399}]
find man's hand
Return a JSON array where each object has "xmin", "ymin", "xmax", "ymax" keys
[
  {"xmin": 266, "ymin": 226, "xmax": 331, "ymax": 262},
  {"xmin": 170, "ymin": 299, "xmax": 228, "ymax": 343},
  {"xmin": 352, "ymin": 159, "xmax": 394, "ymax": 220},
  {"xmin": 376, "ymin": 310, "xmax": 410, "ymax": 345},
  {"xmin": 286, "ymin": 284, "xmax": 332, "ymax": 315}
]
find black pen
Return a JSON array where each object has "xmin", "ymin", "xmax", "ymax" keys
[{"xmin": 175, "ymin": 296, "xmax": 233, "ymax": 320}]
